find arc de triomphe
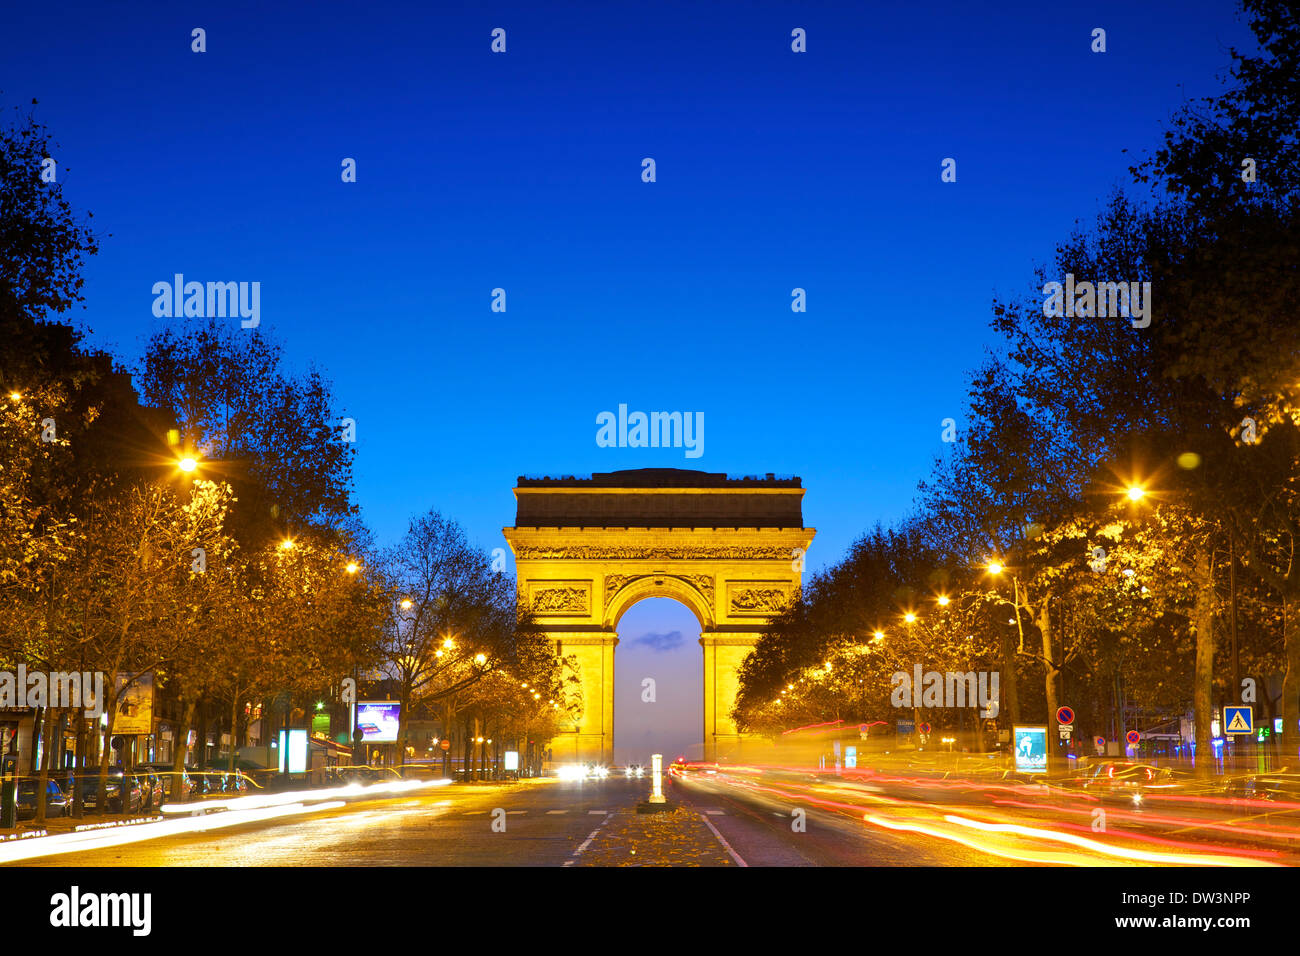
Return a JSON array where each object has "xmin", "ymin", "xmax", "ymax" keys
[{"xmin": 502, "ymin": 468, "xmax": 814, "ymax": 764}]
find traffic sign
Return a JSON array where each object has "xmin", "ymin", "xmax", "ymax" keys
[
  {"xmin": 1225, "ymin": 706, "xmax": 1253, "ymax": 735},
  {"xmin": 1059, "ymin": 723, "xmax": 1074, "ymax": 738},
  {"xmin": 919, "ymin": 722, "xmax": 932, "ymax": 735},
  {"xmin": 1094, "ymin": 736, "xmax": 1105, "ymax": 749},
  {"xmin": 1056, "ymin": 706, "xmax": 1075, "ymax": 725},
  {"xmin": 439, "ymin": 739, "xmax": 451, "ymax": 751},
  {"xmin": 1125, "ymin": 730, "xmax": 1141, "ymax": 746}
]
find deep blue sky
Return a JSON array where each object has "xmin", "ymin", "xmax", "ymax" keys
[{"xmin": 2, "ymin": 0, "xmax": 1254, "ymax": 759}]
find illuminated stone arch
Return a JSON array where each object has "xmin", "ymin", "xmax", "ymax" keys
[{"xmin": 503, "ymin": 469, "xmax": 815, "ymax": 765}]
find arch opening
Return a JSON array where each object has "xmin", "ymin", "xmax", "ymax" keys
[{"xmin": 613, "ymin": 597, "xmax": 703, "ymax": 767}]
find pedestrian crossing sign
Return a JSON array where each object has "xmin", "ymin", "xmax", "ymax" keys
[{"xmin": 1225, "ymin": 706, "xmax": 1253, "ymax": 735}]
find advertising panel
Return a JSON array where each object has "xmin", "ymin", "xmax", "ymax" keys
[
  {"xmin": 1013, "ymin": 725, "xmax": 1048, "ymax": 773},
  {"xmin": 356, "ymin": 701, "xmax": 401, "ymax": 743},
  {"xmin": 114, "ymin": 673, "xmax": 154, "ymax": 735}
]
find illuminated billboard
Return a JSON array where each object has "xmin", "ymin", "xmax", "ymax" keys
[
  {"xmin": 278, "ymin": 729, "xmax": 308, "ymax": 774},
  {"xmin": 1013, "ymin": 725, "xmax": 1048, "ymax": 773},
  {"xmin": 356, "ymin": 701, "xmax": 401, "ymax": 743}
]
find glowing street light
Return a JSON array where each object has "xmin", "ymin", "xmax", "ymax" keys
[
  {"xmin": 1127, "ymin": 486, "xmax": 1145, "ymax": 501},
  {"xmin": 279, "ymin": 539, "xmax": 294, "ymax": 551},
  {"xmin": 937, "ymin": 595, "xmax": 950, "ymax": 606},
  {"xmin": 904, "ymin": 612, "xmax": 917, "ymax": 624},
  {"xmin": 177, "ymin": 457, "xmax": 198, "ymax": 472},
  {"xmin": 400, "ymin": 598, "xmax": 413, "ymax": 610},
  {"xmin": 474, "ymin": 653, "xmax": 487, "ymax": 665},
  {"xmin": 873, "ymin": 630, "xmax": 885, "ymax": 641},
  {"xmin": 346, "ymin": 562, "xmax": 359, "ymax": 574},
  {"xmin": 987, "ymin": 561, "xmax": 1004, "ymax": 575},
  {"xmin": 8, "ymin": 392, "xmax": 20, "ymax": 402}
]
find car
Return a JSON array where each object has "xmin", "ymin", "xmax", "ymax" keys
[
  {"xmin": 625, "ymin": 764, "xmax": 645, "ymax": 778},
  {"xmin": 138, "ymin": 765, "xmax": 200, "ymax": 801},
  {"xmin": 1075, "ymin": 761, "xmax": 1191, "ymax": 803},
  {"xmin": 1226, "ymin": 771, "xmax": 1300, "ymax": 802},
  {"xmin": 15, "ymin": 779, "xmax": 70, "ymax": 820},
  {"xmin": 78, "ymin": 773, "xmax": 145, "ymax": 813},
  {"xmin": 137, "ymin": 772, "xmax": 164, "ymax": 809}
]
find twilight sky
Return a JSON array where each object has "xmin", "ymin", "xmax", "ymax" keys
[{"xmin": 1, "ymin": 0, "xmax": 1254, "ymax": 759}]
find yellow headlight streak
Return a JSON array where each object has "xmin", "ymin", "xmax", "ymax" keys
[
  {"xmin": 862, "ymin": 813, "xmax": 1280, "ymax": 867},
  {"xmin": 0, "ymin": 802, "xmax": 343, "ymax": 864},
  {"xmin": 0, "ymin": 779, "xmax": 448, "ymax": 864}
]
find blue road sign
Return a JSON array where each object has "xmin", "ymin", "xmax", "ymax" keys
[{"xmin": 1224, "ymin": 706, "xmax": 1253, "ymax": 735}]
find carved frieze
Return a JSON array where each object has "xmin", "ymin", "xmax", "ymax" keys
[
  {"xmin": 727, "ymin": 583, "xmax": 790, "ymax": 615},
  {"xmin": 516, "ymin": 546, "xmax": 791, "ymax": 561},
  {"xmin": 529, "ymin": 582, "xmax": 591, "ymax": 615}
]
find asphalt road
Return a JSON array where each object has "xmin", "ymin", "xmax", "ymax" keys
[
  {"xmin": 668, "ymin": 771, "xmax": 1013, "ymax": 866},
  {"xmin": 8, "ymin": 771, "xmax": 1023, "ymax": 867}
]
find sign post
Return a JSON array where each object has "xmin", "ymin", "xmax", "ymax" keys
[{"xmin": 1224, "ymin": 706, "xmax": 1253, "ymax": 736}]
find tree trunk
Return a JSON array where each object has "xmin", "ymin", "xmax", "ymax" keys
[
  {"xmin": 228, "ymin": 692, "xmax": 240, "ymax": 774},
  {"xmin": 96, "ymin": 692, "xmax": 120, "ymax": 814},
  {"xmin": 999, "ymin": 621, "xmax": 1020, "ymax": 730},
  {"xmin": 33, "ymin": 706, "xmax": 53, "ymax": 825},
  {"xmin": 171, "ymin": 698, "xmax": 197, "ymax": 802},
  {"xmin": 71, "ymin": 713, "xmax": 86, "ymax": 819},
  {"xmin": 1036, "ymin": 596, "xmax": 1060, "ymax": 771},
  {"xmin": 1282, "ymin": 593, "xmax": 1300, "ymax": 763},
  {"xmin": 1192, "ymin": 547, "xmax": 1217, "ymax": 778}
]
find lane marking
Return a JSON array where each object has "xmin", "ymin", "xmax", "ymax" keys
[
  {"xmin": 507, "ymin": 811, "xmax": 526, "ymax": 815},
  {"xmin": 704, "ymin": 809, "xmax": 725, "ymax": 816},
  {"xmin": 699, "ymin": 811, "xmax": 748, "ymax": 867},
  {"xmin": 564, "ymin": 811, "xmax": 615, "ymax": 866},
  {"xmin": 587, "ymin": 810, "xmax": 608, "ymax": 815},
  {"xmin": 546, "ymin": 810, "xmax": 567, "ymax": 815}
]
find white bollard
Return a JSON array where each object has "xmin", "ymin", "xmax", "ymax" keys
[{"xmin": 649, "ymin": 753, "xmax": 666, "ymax": 803}]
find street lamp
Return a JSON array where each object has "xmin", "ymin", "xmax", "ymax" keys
[
  {"xmin": 1126, "ymin": 486, "xmax": 1145, "ymax": 501},
  {"xmin": 177, "ymin": 456, "xmax": 198, "ymax": 473},
  {"xmin": 346, "ymin": 561, "xmax": 359, "ymax": 574},
  {"xmin": 987, "ymin": 561, "xmax": 1004, "ymax": 576}
]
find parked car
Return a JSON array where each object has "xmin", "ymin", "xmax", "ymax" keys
[
  {"xmin": 15, "ymin": 779, "xmax": 70, "ymax": 820},
  {"xmin": 78, "ymin": 773, "xmax": 145, "ymax": 813},
  {"xmin": 137, "ymin": 772, "xmax": 164, "ymax": 809}
]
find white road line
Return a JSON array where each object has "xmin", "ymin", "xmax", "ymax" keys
[
  {"xmin": 564, "ymin": 811, "xmax": 615, "ymax": 865},
  {"xmin": 507, "ymin": 810, "xmax": 526, "ymax": 815},
  {"xmin": 587, "ymin": 809, "xmax": 608, "ymax": 815},
  {"xmin": 546, "ymin": 810, "xmax": 567, "ymax": 815},
  {"xmin": 699, "ymin": 812, "xmax": 748, "ymax": 867},
  {"xmin": 704, "ymin": 810, "xmax": 725, "ymax": 816}
]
